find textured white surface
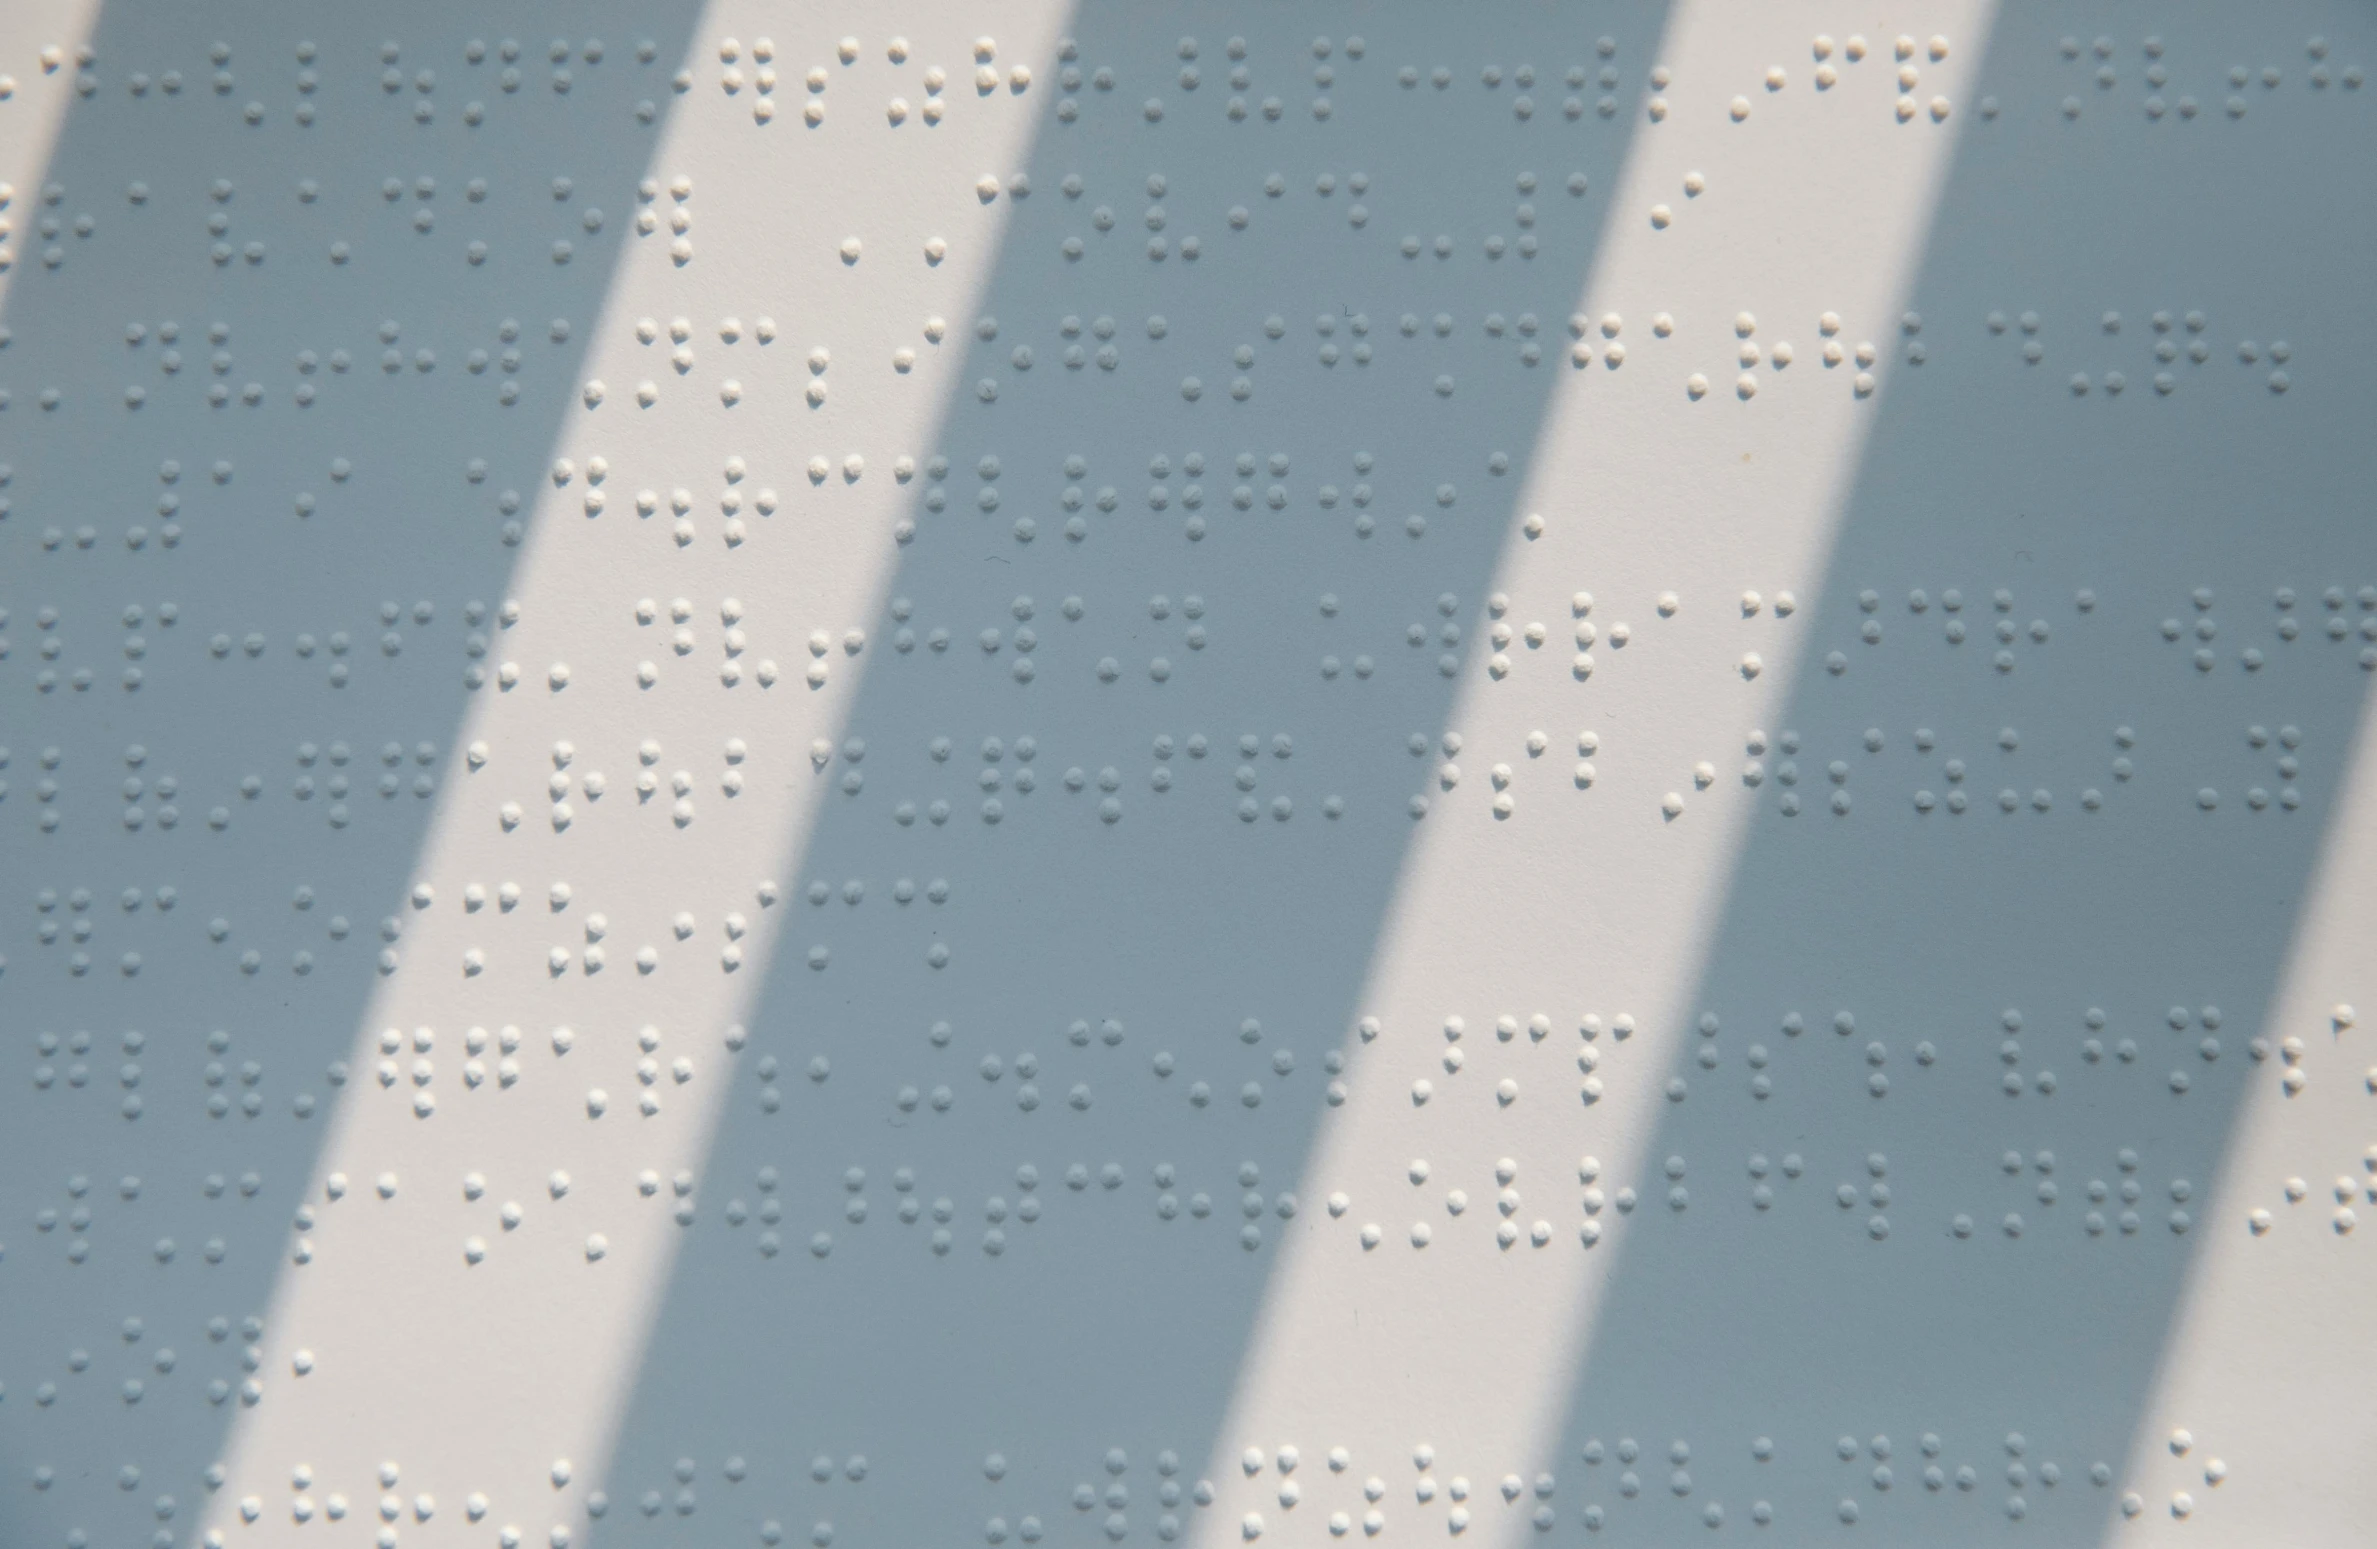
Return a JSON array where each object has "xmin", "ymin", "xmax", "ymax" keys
[
  {"xmin": 205, "ymin": 4, "xmax": 1070, "ymax": 1540},
  {"xmin": 1196, "ymin": 6, "xmax": 1997, "ymax": 1543},
  {"xmin": 2118, "ymin": 692, "xmax": 2377, "ymax": 1542},
  {"xmin": 3, "ymin": 5, "xmax": 2374, "ymax": 1548},
  {"xmin": 0, "ymin": 1, "xmax": 101, "ymax": 311}
]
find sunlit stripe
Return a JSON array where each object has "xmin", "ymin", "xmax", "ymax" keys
[
  {"xmin": 0, "ymin": 2, "xmax": 102, "ymax": 312},
  {"xmin": 2112, "ymin": 679, "xmax": 2377, "ymax": 1541},
  {"xmin": 1190, "ymin": 6, "xmax": 1995, "ymax": 1544},
  {"xmin": 204, "ymin": 3, "xmax": 1071, "ymax": 1542}
]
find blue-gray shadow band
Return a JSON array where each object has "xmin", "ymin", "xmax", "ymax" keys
[{"xmin": 0, "ymin": 7, "xmax": 708, "ymax": 1544}]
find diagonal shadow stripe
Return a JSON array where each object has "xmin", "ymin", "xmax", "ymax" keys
[
  {"xmin": 0, "ymin": 6, "xmax": 707, "ymax": 1546},
  {"xmin": 1538, "ymin": 4, "xmax": 2377, "ymax": 1543},
  {"xmin": 19, "ymin": 5, "xmax": 2362, "ymax": 1549},
  {"xmin": 583, "ymin": 5, "xmax": 1677, "ymax": 1545}
]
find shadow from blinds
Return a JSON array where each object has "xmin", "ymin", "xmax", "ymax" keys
[
  {"xmin": 587, "ymin": 4, "xmax": 1676, "ymax": 1545},
  {"xmin": 0, "ymin": 7, "xmax": 705, "ymax": 1546},
  {"xmin": 1538, "ymin": 5, "xmax": 2377, "ymax": 1544}
]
